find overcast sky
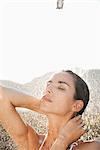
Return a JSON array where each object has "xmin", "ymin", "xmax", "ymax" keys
[{"xmin": 0, "ymin": 0, "xmax": 100, "ymax": 83}]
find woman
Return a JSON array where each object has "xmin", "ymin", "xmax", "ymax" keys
[{"xmin": 0, "ymin": 70, "xmax": 100, "ymax": 150}]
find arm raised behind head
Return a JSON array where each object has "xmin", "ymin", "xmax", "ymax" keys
[
  {"xmin": 0, "ymin": 85, "xmax": 42, "ymax": 112},
  {"xmin": 0, "ymin": 86, "xmax": 43, "ymax": 149}
]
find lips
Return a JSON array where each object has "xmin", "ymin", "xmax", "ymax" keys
[{"xmin": 42, "ymin": 95, "xmax": 52, "ymax": 103}]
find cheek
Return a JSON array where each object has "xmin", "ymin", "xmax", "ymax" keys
[
  {"xmin": 54, "ymin": 92, "xmax": 70, "ymax": 103},
  {"xmin": 52, "ymin": 102, "xmax": 71, "ymax": 115},
  {"xmin": 53, "ymin": 95, "xmax": 67, "ymax": 108},
  {"xmin": 54, "ymin": 94, "xmax": 74, "ymax": 111}
]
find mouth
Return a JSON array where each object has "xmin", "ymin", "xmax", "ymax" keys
[{"xmin": 42, "ymin": 95, "xmax": 52, "ymax": 103}]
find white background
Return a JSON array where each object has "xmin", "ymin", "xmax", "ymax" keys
[{"xmin": 0, "ymin": 0, "xmax": 100, "ymax": 83}]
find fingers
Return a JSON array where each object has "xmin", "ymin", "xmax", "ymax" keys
[
  {"xmin": 73, "ymin": 116, "xmax": 88, "ymax": 135},
  {"xmin": 78, "ymin": 121, "xmax": 89, "ymax": 136},
  {"xmin": 77, "ymin": 118, "xmax": 83, "ymax": 125},
  {"xmin": 73, "ymin": 115, "xmax": 82, "ymax": 121},
  {"xmin": 73, "ymin": 115, "xmax": 83, "ymax": 125},
  {"xmin": 73, "ymin": 116, "xmax": 87, "ymax": 128},
  {"xmin": 79, "ymin": 121, "xmax": 85, "ymax": 127},
  {"xmin": 72, "ymin": 115, "xmax": 82, "ymax": 124},
  {"xmin": 66, "ymin": 115, "xmax": 88, "ymax": 135}
]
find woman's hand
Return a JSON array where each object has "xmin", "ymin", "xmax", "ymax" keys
[
  {"xmin": 58, "ymin": 115, "xmax": 86, "ymax": 147},
  {"xmin": 50, "ymin": 115, "xmax": 86, "ymax": 150}
]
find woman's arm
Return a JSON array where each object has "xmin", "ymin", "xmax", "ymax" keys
[
  {"xmin": 50, "ymin": 138, "xmax": 68, "ymax": 150},
  {"xmin": 50, "ymin": 116, "xmax": 86, "ymax": 150},
  {"xmin": 0, "ymin": 85, "xmax": 41, "ymax": 111},
  {"xmin": 0, "ymin": 86, "xmax": 42, "ymax": 149}
]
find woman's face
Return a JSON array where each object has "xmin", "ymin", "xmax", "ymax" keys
[{"xmin": 40, "ymin": 72, "xmax": 76, "ymax": 116}]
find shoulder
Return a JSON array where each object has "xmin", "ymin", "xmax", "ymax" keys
[{"xmin": 75, "ymin": 141, "xmax": 100, "ymax": 150}]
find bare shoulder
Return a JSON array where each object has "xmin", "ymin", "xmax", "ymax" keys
[{"xmin": 75, "ymin": 141, "xmax": 100, "ymax": 150}]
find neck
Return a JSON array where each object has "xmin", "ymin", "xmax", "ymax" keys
[{"xmin": 44, "ymin": 112, "xmax": 73, "ymax": 147}]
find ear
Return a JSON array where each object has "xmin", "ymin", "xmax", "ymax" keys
[{"xmin": 72, "ymin": 100, "xmax": 84, "ymax": 113}]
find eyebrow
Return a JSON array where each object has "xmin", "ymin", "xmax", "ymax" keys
[
  {"xmin": 47, "ymin": 80, "xmax": 71, "ymax": 87},
  {"xmin": 58, "ymin": 81, "xmax": 70, "ymax": 87}
]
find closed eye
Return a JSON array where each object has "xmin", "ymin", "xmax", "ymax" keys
[{"xmin": 58, "ymin": 87, "xmax": 65, "ymax": 90}]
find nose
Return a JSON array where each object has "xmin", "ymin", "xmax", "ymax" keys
[
  {"xmin": 45, "ymin": 84, "xmax": 53, "ymax": 95},
  {"xmin": 46, "ymin": 86, "xmax": 53, "ymax": 94}
]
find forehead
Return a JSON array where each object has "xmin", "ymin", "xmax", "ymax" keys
[{"xmin": 50, "ymin": 72, "xmax": 75, "ymax": 86}]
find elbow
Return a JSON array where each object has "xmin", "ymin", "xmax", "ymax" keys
[
  {"xmin": 0, "ymin": 86, "xmax": 4, "ymax": 102},
  {"xmin": 0, "ymin": 86, "xmax": 9, "ymax": 104}
]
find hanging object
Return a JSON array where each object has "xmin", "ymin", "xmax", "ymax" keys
[{"xmin": 57, "ymin": 0, "xmax": 64, "ymax": 9}]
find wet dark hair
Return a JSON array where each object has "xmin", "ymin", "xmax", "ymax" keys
[{"xmin": 63, "ymin": 70, "xmax": 89, "ymax": 115}]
